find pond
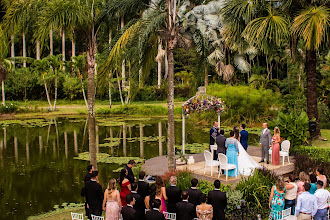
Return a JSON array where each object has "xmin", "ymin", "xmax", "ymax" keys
[{"xmin": 0, "ymin": 116, "xmax": 259, "ymax": 220}]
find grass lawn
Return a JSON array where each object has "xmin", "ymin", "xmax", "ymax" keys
[
  {"xmin": 313, "ymin": 129, "xmax": 330, "ymax": 148},
  {"xmin": 28, "ymin": 208, "xmax": 86, "ymax": 220}
]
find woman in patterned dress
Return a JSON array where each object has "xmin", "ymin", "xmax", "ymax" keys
[
  {"xmin": 196, "ymin": 194, "xmax": 213, "ymax": 220},
  {"xmin": 269, "ymin": 176, "xmax": 286, "ymax": 220},
  {"xmin": 102, "ymin": 179, "xmax": 121, "ymax": 220}
]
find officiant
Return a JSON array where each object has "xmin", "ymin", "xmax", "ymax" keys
[{"xmin": 210, "ymin": 121, "xmax": 220, "ymax": 146}]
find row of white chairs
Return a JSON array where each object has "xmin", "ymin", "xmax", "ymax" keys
[
  {"xmin": 269, "ymin": 140, "xmax": 291, "ymax": 165},
  {"xmin": 71, "ymin": 212, "xmax": 122, "ymax": 220},
  {"xmin": 204, "ymin": 150, "xmax": 237, "ymax": 180}
]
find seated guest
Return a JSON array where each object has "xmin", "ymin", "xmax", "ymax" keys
[
  {"xmin": 145, "ymin": 199, "xmax": 166, "ymax": 220},
  {"xmin": 137, "ymin": 171, "xmax": 149, "ymax": 199},
  {"xmin": 127, "ymin": 182, "xmax": 144, "ymax": 219},
  {"xmin": 166, "ymin": 176, "xmax": 182, "ymax": 213},
  {"xmin": 309, "ymin": 173, "xmax": 318, "ymax": 194},
  {"xmin": 145, "ymin": 184, "xmax": 156, "ymax": 210},
  {"xmin": 316, "ymin": 167, "xmax": 327, "ymax": 188},
  {"xmin": 176, "ymin": 191, "xmax": 195, "ymax": 220},
  {"xmin": 297, "ymin": 172, "xmax": 309, "ymax": 197},
  {"xmin": 125, "ymin": 160, "xmax": 136, "ymax": 183},
  {"xmin": 196, "ymin": 194, "xmax": 213, "ymax": 219},
  {"xmin": 296, "ymin": 182, "xmax": 318, "ymax": 220},
  {"xmin": 314, "ymin": 181, "xmax": 330, "ymax": 220},
  {"xmin": 208, "ymin": 180, "xmax": 227, "ymax": 220},
  {"xmin": 85, "ymin": 171, "xmax": 103, "ymax": 219},
  {"xmin": 284, "ymin": 174, "xmax": 297, "ymax": 216},
  {"xmin": 121, "ymin": 194, "xmax": 136, "ymax": 220},
  {"xmin": 186, "ymin": 178, "xmax": 202, "ymax": 218}
]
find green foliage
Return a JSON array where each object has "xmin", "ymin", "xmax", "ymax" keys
[
  {"xmin": 0, "ymin": 103, "xmax": 18, "ymax": 113},
  {"xmin": 176, "ymin": 171, "xmax": 194, "ymax": 192},
  {"xmin": 27, "ymin": 203, "xmax": 84, "ymax": 220},
  {"xmin": 226, "ymin": 190, "xmax": 244, "ymax": 218},
  {"xmin": 96, "ymin": 105, "xmax": 181, "ymax": 116},
  {"xmin": 62, "ymin": 75, "xmax": 81, "ymax": 101},
  {"xmin": 175, "ymin": 143, "xmax": 209, "ymax": 153},
  {"xmin": 294, "ymin": 145, "xmax": 330, "ymax": 162},
  {"xmin": 0, "ymin": 118, "xmax": 53, "ymax": 127},
  {"xmin": 197, "ymin": 180, "xmax": 231, "ymax": 195},
  {"xmin": 269, "ymin": 111, "xmax": 309, "ymax": 147},
  {"xmin": 74, "ymin": 152, "xmax": 144, "ymax": 164}
]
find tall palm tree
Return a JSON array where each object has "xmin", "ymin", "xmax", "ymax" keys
[
  {"xmin": 0, "ymin": 24, "xmax": 12, "ymax": 106},
  {"xmin": 48, "ymin": 54, "xmax": 64, "ymax": 110}
]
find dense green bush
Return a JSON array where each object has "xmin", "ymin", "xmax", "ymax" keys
[
  {"xmin": 0, "ymin": 103, "xmax": 18, "ymax": 113},
  {"xmin": 226, "ymin": 190, "xmax": 244, "ymax": 219},
  {"xmin": 206, "ymin": 84, "xmax": 279, "ymax": 124},
  {"xmin": 294, "ymin": 145, "xmax": 330, "ymax": 162}
]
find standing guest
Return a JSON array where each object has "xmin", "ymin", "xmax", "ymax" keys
[
  {"xmin": 225, "ymin": 131, "xmax": 239, "ymax": 177},
  {"xmin": 210, "ymin": 121, "xmax": 220, "ymax": 146},
  {"xmin": 85, "ymin": 171, "xmax": 103, "ymax": 219},
  {"xmin": 125, "ymin": 160, "xmax": 136, "ymax": 184},
  {"xmin": 102, "ymin": 179, "xmax": 121, "ymax": 220},
  {"xmin": 240, "ymin": 124, "xmax": 249, "ymax": 151},
  {"xmin": 271, "ymin": 127, "xmax": 281, "ymax": 165},
  {"xmin": 316, "ymin": 167, "xmax": 327, "ymax": 188},
  {"xmin": 85, "ymin": 164, "xmax": 94, "ymax": 182},
  {"xmin": 259, "ymin": 123, "xmax": 272, "ymax": 164},
  {"xmin": 121, "ymin": 194, "xmax": 136, "ymax": 220},
  {"xmin": 137, "ymin": 171, "xmax": 149, "ymax": 199},
  {"xmin": 269, "ymin": 176, "xmax": 286, "ymax": 220},
  {"xmin": 309, "ymin": 174, "xmax": 318, "ymax": 194},
  {"xmin": 297, "ymin": 172, "xmax": 309, "ymax": 197},
  {"xmin": 144, "ymin": 184, "xmax": 156, "ymax": 210},
  {"xmin": 215, "ymin": 130, "xmax": 227, "ymax": 160},
  {"xmin": 314, "ymin": 181, "xmax": 330, "ymax": 220},
  {"xmin": 127, "ymin": 182, "xmax": 144, "ymax": 219},
  {"xmin": 155, "ymin": 176, "xmax": 167, "ymax": 213},
  {"xmin": 284, "ymin": 174, "xmax": 297, "ymax": 216},
  {"xmin": 166, "ymin": 176, "xmax": 182, "ymax": 213},
  {"xmin": 196, "ymin": 194, "xmax": 213, "ymax": 220},
  {"xmin": 208, "ymin": 180, "xmax": 227, "ymax": 220},
  {"xmin": 176, "ymin": 191, "xmax": 195, "ymax": 220},
  {"xmin": 295, "ymin": 182, "xmax": 318, "ymax": 220},
  {"xmin": 186, "ymin": 178, "xmax": 203, "ymax": 218},
  {"xmin": 233, "ymin": 126, "xmax": 240, "ymax": 141},
  {"xmin": 120, "ymin": 169, "xmax": 131, "ymax": 206},
  {"xmin": 145, "ymin": 199, "xmax": 166, "ymax": 220}
]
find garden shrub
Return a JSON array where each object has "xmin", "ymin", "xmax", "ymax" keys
[
  {"xmin": 0, "ymin": 103, "xmax": 18, "ymax": 113},
  {"xmin": 226, "ymin": 190, "xmax": 244, "ymax": 220}
]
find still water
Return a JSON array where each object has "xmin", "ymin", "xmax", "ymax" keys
[{"xmin": 0, "ymin": 116, "xmax": 258, "ymax": 219}]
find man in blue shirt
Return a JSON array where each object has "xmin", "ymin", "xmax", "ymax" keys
[
  {"xmin": 209, "ymin": 121, "xmax": 219, "ymax": 146},
  {"xmin": 296, "ymin": 182, "xmax": 318, "ymax": 220},
  {"xmin": 240, "ymin": 124, "xmax": 248, "ymax": 151}
]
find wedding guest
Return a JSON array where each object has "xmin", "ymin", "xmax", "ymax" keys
[
  {"xmin": 284, "ymin": 174, "xmax": 297, "ymax": 215},
  {"xmin": 295, "ymin": 182, "xmax": 318, "ymax": 220},
  {"xmin": 102, "ymin": 179, "xmax": 121, "ymax": 220},
  {"xmin": 314, "ymin": 181, "xmax": 330, "ymax": 220},
  {"xmin": 166, "ymin": 176, "xmax": 182, "ymax": 213},
  {"xmin": 316, "ymin": 167, "xmax": 327, "ymax": 188},
  {"xmin": 186, "ymin": 178, "xmax": 202, "ymax": 218},
  {"xmin": 125, "ymin": 160, "xmax": 136, "ymax": 183},
  {"xmin": 85, "ymin": 171, "xmax": 103, "ymax": 219},
  {"xmin": 210, "ymin": 121, "xmax": 219, "ymax": 146},
  {"xmin": 297, "ymin": 172, "xmax": 309, "ymax": 196},
  {"xmin": 259, "ymin": 123, "xmax": 272, "ymax": 164},
  {"xmin": 271, "ymin": 127, "xmax": 281, "ymax": 165},
  {"xmin": 233, "ymin": 126, "xmax": 240, "ymax": 141},
  {"xmin": 84, "ymin": 164, "xmax": 94, "ymax": 182},
  {"xmin": 145, "ymin": 199, "xmax": 166, "ymax": 220},
  {"xmin": 120, "ymin": 169, "xmax": 131, "ymax": 206},
  {"xmin": 137, "ymin": 171, "xmax": 149, "ymax": 199},
  {"xmin": 127, "ymin": 182, "xmax": 144, "ymax": 219},
  {"xmin": 240, "ymin": 124, "xmax": 248, "ymax": 151},
  {"xmin": 176, "ymin": 191, "xmax": 195, "ymax": 220},
  {"xmin": 208, "ymin": 180, "xmax": 227, "ymax": 220},
  {"xmin": 121, "ymin": 194, "xmax": 136, "ymax": 220},
  {"xmin": 155, "ymin": 176, "xmax": 167, "ymax": 213},
  {"xmin": 225, "ymin": 130, "xmax": 239, "ymax": 177},
  {"xmin": 309, "ymin": 173, "xmax": 318, "ymax": 194},
  {"xmin": 215, "ymin": 129, "xmax": 227, "ymax": 160},
  {"xmin": 269, "ymin": 176, "xmax": 286, "ymax": 220},
  {"xmin": 145, "ymin": 184, "xmax": 156, "ymax": 210},
  {"xmin": 196, "ymin": 194, "xmax": 213, "ymax": 220}
]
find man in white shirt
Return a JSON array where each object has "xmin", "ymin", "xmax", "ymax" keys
[
  {"xmin": 296, "ymin": 182, "xmax": 318, "ymax": 220},
  {"xmin": 314, "ymin": 180, "xmax": 330, "ymax": 220}
]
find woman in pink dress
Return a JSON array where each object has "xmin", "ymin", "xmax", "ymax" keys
[
  {"xmin": 271, "ymin": 127, "xmax": 281, "ymax": 165},
  {"xmin": 297, "ymin": 171, "xmax": 309, "ymax": 196},
  {"xmin": 119, "ymin": 169, "xmax": 131, "ymax": 206},
  {"xmin": 155, "ymin": 176, "xmax": 167, "ymax": 213},
  {"xmin": 316, "ymin": 167, "xmax": 327, "ymax": 188},
  {"xmin": 103, "ymin": 179, "xmax": 121, "ymax": 220}
]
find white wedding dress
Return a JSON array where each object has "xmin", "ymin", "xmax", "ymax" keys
[{"xmin": 237, "ymin": 141, "xmax": 262, "ymax": 176}]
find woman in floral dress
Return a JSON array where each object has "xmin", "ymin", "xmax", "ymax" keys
[{"xmin": 269, "ymin": 176, "xmax": 286, "ymax": 220}]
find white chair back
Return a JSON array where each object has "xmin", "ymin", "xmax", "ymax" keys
[
  {"xmin": 217, "ymin": 153, "xmax": 228, "ymax": 166},
  {"xmin": 91, "ymin": 214, "xmax": 104, "ymax": 220},
  {"xmin": 281, "ymin": 140, "xmax": 290, "ymax": 152},
  {"xmin": 204, "ymin": 150, "xmax": 212, "ymax": 162},
  {"xmin": 164, "ymin": 211, "xmax": 176, "ymax": 220},
  {"xmin": 282, "ymin": 207, "xmax": 291, "ymax": 220},
  {"xmin": 71, "ymin": 212, "xmax": 83, "ymax": 220}
]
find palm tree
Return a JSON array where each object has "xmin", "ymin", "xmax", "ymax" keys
[{"xmin": 48, "ymin": 54, "xmax": 64, "ymax": 110}]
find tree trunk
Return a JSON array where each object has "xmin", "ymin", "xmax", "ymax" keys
[
  {"xmin": 62, "ymin": 28, "xmax": 65, "ymax": 61},
  {"xmin": 109, "ymin": 78, "xmax": 112, "ymax": 109},
  {"xmin": 22, "ymin": 31, "xmax": 26, "ymax": 67},
  {"xmin": 36, "ymin": 40, "xmax": 40, "ymax": 60},
  {"xmin": 72, "ymin": 29, "xmax": 75, "ymax": 58},
  {"xmin": 78, "ymin": 69, "xmax": 88, "ymax": 109},
  {"xmin": 139, "ymin": 67, "xmax": 143, "ymax": 88},
  {"xmin": 204, "ymin": 62, "xmax": 208, "ymax": 87},
  {"xmin": 116, "ymin": 70, "xmax": 124, "ymax": 106},
  {"xmin": 158, "ymin": 60, "xmax": 162, "ymax": 88},
  {"xmin": 87, "ymin": 36, "xmax": 97, "ymax": 170},
  {"xmin": 2, "ymin": 80, "xmax": 5, "ymax": 106},
  {"xmin": 164, "ymin": 48, "xmax": 169, "ymax": 80},
  {"xmin": 50, "ymin": 27, "xmax": 53, "ymax": 56},
  {"xmin": 305, "ymin": 49, "xmax": 321, "ymax": 138},
  {"xmin": 11, "ymin": 34, "xmax": 15, "ymax": 65},
  {"xmin": 53, "ymin": 70, "xmax": 57, "ymax": 110},
  {"xmin": 43, "ymin": 78, "xmax": 53, "ymax": 110},
  {"xmin": 121, "ymin": 16, "xmax": 126, "ymax": 88}
]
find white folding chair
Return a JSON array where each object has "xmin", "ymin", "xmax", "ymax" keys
[
  {"xmin": 280, "ymin": 140, "xmax": 290, "ymax": 165},
  {"xmin": 210, "ymin": 144, "xmax": 217, "ymax": 159},
  {"xmin": 269, "ymin": 147, "xmax": 272, "ymax": 163},
  {"xmin": 203, "ymin": 150, "xmax": 220, "ymax": 177},
  {"xmin": 71, "ymin": 212, "xmax": 83, "ymax": 220},
  {"xmin": 281, "ymin": 207, "xmax": 291, "ymax": 220},
  {"xmin": 163, "ymin": 211, "xmax": 176, "ymax": 220},
  {"xmin": 91, "ymin": 214, "xmax": 104, "ymax": 220},
  {"xmin": 217, "ymin": 153, "xmax": 237, "ymax": 180}
]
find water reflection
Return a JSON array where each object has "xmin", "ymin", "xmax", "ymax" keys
[{"xmin": 140, "ymin": 123, "xmax": 144, "ymax": 158}]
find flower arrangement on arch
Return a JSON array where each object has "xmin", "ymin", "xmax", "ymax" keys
[{"xmin": 182, "ymin": 95, "xmax": 226, "ymax": 116}]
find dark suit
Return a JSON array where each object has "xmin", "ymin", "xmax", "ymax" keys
[
  {"xmin": 208, "ymin": 189, "xmax": 227, "ymax": 220},
  {"xmin": 176, "ymin": 201, "xmax": 194, "ymax": 220},
  {"xmin": 84, "ymin": 180, "xmax": 103, "ymax": 219},
  {"xmin": 82, "ymin": 172, "xmax": 92, "ymax": 218},
  {"xmin": 84, "ymin": 172, "xmax": 92, "ymax": 183},
  {"xmin": 137, "ymin": 180, "xmax": 149, "ymax": 198},
  {"xmin": 215, "ymin": 135, "xmax": 227, "ymax": 160},
  {"xmin": 240, "ymin": 130, "xmax": 249, "ymax": 150},
  {"xmin": 210, "ymin": 126, "xmax": 219, "ymax": 145},
  {"xmin": 128, "ymin": 192, "xmax": 144, "ymax": 219},
  {"xmin": 166, "ymin": 185, "xmax": 182, "ymax": 213},
  {"xmin": 145, "ymin": 209, "xmax": 166, "ymax": 220},
  {"xmin": 125, "ymin": 165, "xmax": 135, "ymax": 183},
  {"xmin": 186, "ymin": 188, "xmax": 202, "ymax": 218},
  {"xmin": 121, "ymin": 205, "xmax": 136, "ymax": 220}
]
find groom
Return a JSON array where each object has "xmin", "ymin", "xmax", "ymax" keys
[{"xmin": 259, "ymin": 123, "xmax": 272, "ymax": 164}]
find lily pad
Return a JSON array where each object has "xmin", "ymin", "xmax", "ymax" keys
[
  {"xmin": 175, "ymin": 143, "xmax": 209, "ymax": 153},
  {"xmin": 99, "ymin": 141, "xmax": 121, "ymax": 147},
  {"xmin": 0, "ymin": 119, "xmax": 54, "ymax": 127},
  {"xmin": 74, "ymin": 152, "xmax": 144, "ymax": 164},
  {"xmin": 126, "ymin": 136, "xmax": 165, "ymax": 142}
]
